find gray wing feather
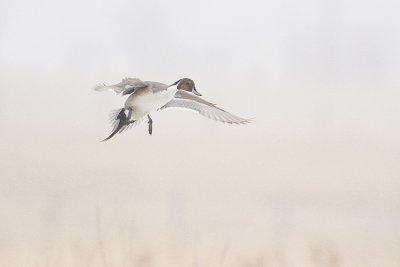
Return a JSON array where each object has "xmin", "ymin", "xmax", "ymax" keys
[
  {"xmin": 94, "ymin": 78, "xmax": 148, "ymax": 95},
  {"xmin": 161, "ymin": 91, "xmax": 251, "ymax": 125}
]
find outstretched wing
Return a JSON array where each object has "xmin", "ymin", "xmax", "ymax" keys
[
  {"xmin": 94, "ymin": 78, "xmax": 148, "ymax": 95},
  {"xmin": 160, "ymin": 90, "xmax": 252, "ymax": 125}
]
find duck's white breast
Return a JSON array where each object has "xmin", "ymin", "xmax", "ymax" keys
[{"xmin": 126, "ymin": 87, "xmax": 178, "ymax": 119}]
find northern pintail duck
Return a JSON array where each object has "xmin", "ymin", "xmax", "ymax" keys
[{"xmin": 94, "ymin": 78, "xmax": 251, "ymax": 140}]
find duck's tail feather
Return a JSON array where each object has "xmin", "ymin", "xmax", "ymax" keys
[
  {"xmin": 102, "ymin": 108, "xmax": 127, "ymax": 141},
  {"xmin": 109, "ymin": 109, "xmax": 143, "ymax": 129},
  {"xmin": 102, "ymin": 108, "xmax": 144, "ymax": 141}
]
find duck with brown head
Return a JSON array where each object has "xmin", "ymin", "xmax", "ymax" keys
[
  {"xmin": 172, "ymin": 78, "xmax": 202, "ymax": 96},
  {"xmin": 95, "ymin": 77, "xmax": 250, "ymax": 140}
]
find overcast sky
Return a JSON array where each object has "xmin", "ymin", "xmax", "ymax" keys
[{"xmin": 0, "ymin": 0, "xmax": 399, "ymax": 140}]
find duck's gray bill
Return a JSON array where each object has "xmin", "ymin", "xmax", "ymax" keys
[{"xmin": 192, "ymin": 87, "xmax": 202, "ymax": 96}]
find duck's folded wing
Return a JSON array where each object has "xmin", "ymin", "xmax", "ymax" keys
[
  {"xmin": 94, "ymin": 78, "xmax": 147, "ymax": 95},
  {"xmin": 161, "ymin": 90, "xmax": 251, "ymax": 125}
]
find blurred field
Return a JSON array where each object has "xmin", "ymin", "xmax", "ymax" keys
[{"xmin": 0, "ymin": 131, "xmax": 399, "ymax": 266}]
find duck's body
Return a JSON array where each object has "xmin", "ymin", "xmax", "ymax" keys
[
  {"xmin": 94, "ymin": 77, "xmax": 250, "ymax": 141},
  {"xmin": 124, "ymin": 81, "xmax": 178, "ymax": 120}
]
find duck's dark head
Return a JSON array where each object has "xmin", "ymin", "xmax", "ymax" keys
[{"xmin": 172, "ymin": 78, "xmax": 201, "ymax": 96}]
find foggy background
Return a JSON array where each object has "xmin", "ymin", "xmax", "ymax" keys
[{"xmin": 0, "ymin": 0, "xmax": 399, "ymax": 266}]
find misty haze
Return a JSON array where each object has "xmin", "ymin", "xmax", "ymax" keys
[{"xmin": 0, "ymin": 0, "xmax": 399, "ymax": 266}]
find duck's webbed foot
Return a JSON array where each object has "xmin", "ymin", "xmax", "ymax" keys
[
  {"xmin": 125, "ymin": 108, "xmax": 137, "ymax": 127},
  {"xmin": 126, "ymin": 107, "xmax": 133, "ymax": 121},
  {"xmin": 147, "ymin": 115, "xmax": 153, "ymax": 135}
]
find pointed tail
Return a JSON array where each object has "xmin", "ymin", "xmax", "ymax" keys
[{"xmin": 102, "ymin": 108, "xmax": 134, "ymax": 141}]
